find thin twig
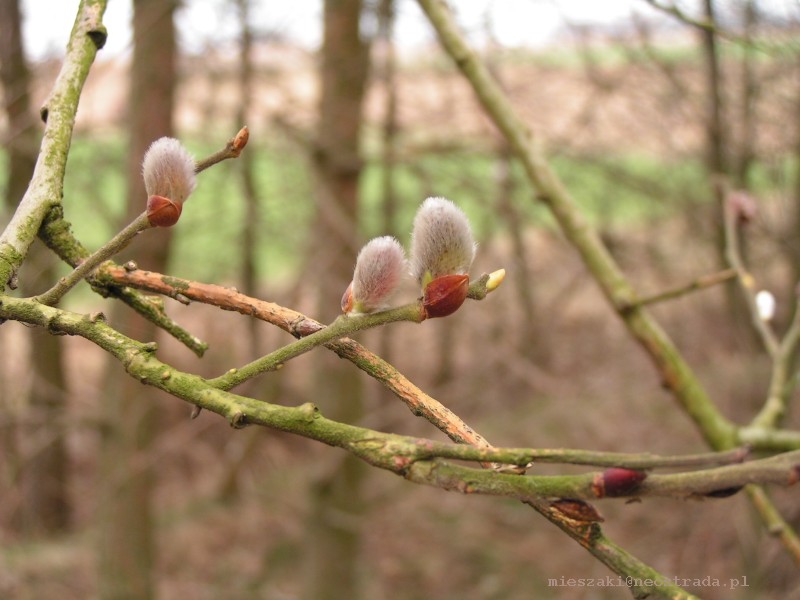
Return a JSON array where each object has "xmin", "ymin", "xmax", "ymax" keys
[
  {"xmin": 108, "ymin": 286, "xmax": 208, "ymax": 357},
  {"xmin": 722, "ymin": 189, "xmax": 779, "ymax": 356},
  {"xmin": 745, "ymin": 485, "xmax": 800, "ymax": 566},
  {"xmin": 35, "ymin": 213, "xmax": 152, "ymax": 306},
  {"xmin": 635, "ymin": 268, "xmax": 737, "ymax": 308},
  {"xmin": 194, "ymin": 126, "xmax": 249, "ymax": 173},
  {"xmin": 751, "ymin": 291, "xmax": 800, "ymax": 428},
  {"xmin": 642, "ymin": 0, "xmax": 719, "ymax": 34},
  {"xmin": 206, "ymin": 304, "xmax": 425, "ymax": 390},
  {"xmin": 738, "ymin": 426, "xmax": 800, "ymax": 452}
]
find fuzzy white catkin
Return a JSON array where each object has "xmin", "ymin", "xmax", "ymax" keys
[
  {"xmin": 410, "ymin": 197, "xmax": 476, "ymax": 284},
  {"xmin": 351, "ymin": 236, "xmax": 406, "ymax": 313},
  {"xmin": 141, "ymin": 137, "xmax": 197, "ymax": 203}
]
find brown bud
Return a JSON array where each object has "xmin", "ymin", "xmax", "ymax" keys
[
  {"xmin": 592, "ymin": 467, "xmax": 647, "ymax": 498},
  {"xmin": 146, "ymin": 194, "xmax": 182, "ymax": 227},
  {"xmin": 233, "ymin": 126, "xmax": 249, "ymax": 154},
  {"xmin": 423, "ymin": 273, "xmax": 469, "ymax": 319},
  {"xmin": 549, "ymin": 498, "xmax": 604, "ymax": 524}
]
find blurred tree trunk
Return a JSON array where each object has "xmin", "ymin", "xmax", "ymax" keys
[
  {"xmin": 699, "ymin": 0, "xmax": 730, "ymax": 262},
  {"xmin": 483, "ymin": 27, "xmax": 542, "ymax": 366},
  {"xmin": 377, "ymin": 0, "xmax": 397, "ymax": 363},
  {"xmin": 791, "ymin": 37, "xmax": 800, "ymax": 286},
  {"xmin": 215, "ymin": 0, "xmax": 267, "ymax": 503},
  {"xmin": 0, "ymin": 0, "xmax": 70, "ymax": 536},
  {"xmin": 734, "ymin": 0, "xmax": 758, "ymax": 188},
  {"xmin": 304, "ymin": 2, "xmax": 370, "ymax": 600},
  {"xmin": 699, "ymin": 0, "xmax": 752, "ymax": 344},
  {"xmin": 700, "ymin": 0, "xmax": 726, "ymax": 180},
  {"xmin": 96, "ymin": 1, "xmax": 176, "ymax": 599}
]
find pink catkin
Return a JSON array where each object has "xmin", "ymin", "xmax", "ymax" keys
[{"xmin": 351, "ymin": 236, "xmax": 406, "ymax": 313}]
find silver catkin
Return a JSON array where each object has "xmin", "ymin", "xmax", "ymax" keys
[
  {"xmin": 141, "ymin": 137, "xmax": 197, "ymax": 204},
  {"xmin": 409, "ymin": 197, "xmax": 476, "ymax": 284}
]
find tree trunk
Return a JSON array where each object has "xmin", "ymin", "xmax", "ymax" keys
[
  {"xmin": 96, "ymin": 1, "xmax": 176, "ymax": 598},
  {"xmin": 304, "ymin": 2, "xmax": 371, "ymax": 599},
  {"xmin": 699, "ymin": 0, "xmax": 753, "ymax": 346},
  {"xmin": 0, "ymin": 0, "xmax": 70, "ymax": 536},
  {"xmin": 377, "ymin": 0, "xmax": 398, "ymax": 363}
]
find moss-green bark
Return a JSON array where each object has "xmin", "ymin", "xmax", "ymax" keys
[{"xmin": 0, "ymin": 0, "xmax": 107, "ymax": 287}]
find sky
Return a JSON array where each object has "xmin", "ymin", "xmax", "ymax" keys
[
  {"xmin": 19, "ymin": 0, "xmax": 800, "ymax": 62},
  {"xmin": 19, "ymin": 0, "xmax": 660, "ymax": 60}
]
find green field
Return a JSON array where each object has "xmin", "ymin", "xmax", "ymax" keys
[{"xmin": 1, "ymin": 133, "xmax": 791, "ymax": 287}]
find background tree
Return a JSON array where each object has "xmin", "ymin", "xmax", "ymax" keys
[
  {"xmin": 304, "ymin": 1, "xmax": 372, "ymax": 598},
  {"xmin": 96, "ymin": 1, "xmax": 177, "ymax": 598},
  {"xmin": 0, "ymin": 0, "xmax": 69, "ymax": 536}
]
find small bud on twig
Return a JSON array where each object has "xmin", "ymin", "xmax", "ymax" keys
[
  {"xmin": 232, "ymin": 126, "xmax": 249, "ymax": 154},
  {"xmin": 422, "ymin": 273, "xmax": 469, "ymax": 318},
  {"xmin": 550, "ymin": 498, "xmax": 604, "ymax": 524},
  {"xmin": 486, "ymin": 269, "xmax": 506, "ymax": 292},
  {"xmin": 342, "ymin": 236, "xmax": 406, "ymax": 314},
  {"xmin": 592, "ymin": 467, "xmax": 647, "ymax": 498},
  {"xmin": 142, "ymin": 137, "xmax": 197, "ymax": 227}
]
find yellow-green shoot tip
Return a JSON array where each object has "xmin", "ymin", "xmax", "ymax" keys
[{"xmin": 486, "ymin": 269, "xmax": 506, "ymax": 292}]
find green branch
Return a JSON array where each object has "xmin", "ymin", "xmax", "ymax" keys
[
  {"xmin": 416, "ymin": 0, "xmax": 736, "ymax": 452},
  {"xmin": 207, "ymin": 303, "xmax": 424, "ymax": 390},
  {"xmin": 2, "ymin": 294, "xmax": 797, "ymax": 505},
  {"xmin": 35, "ymin": 213, "xmax": 152, "ymax": 306},
  {"xmin": 15, "ymin": 294, "xmax": 797, "ymax": 599},
  {"xmin": 634, "ymin": 268, "xmax": 737, "ymax": 308},
  {"xmin": 0, "ymin": 0, "xmax": 108, "ymax": 288}
]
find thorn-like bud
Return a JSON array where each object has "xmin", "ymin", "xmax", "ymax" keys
[
  {"xmin": 142, "ymin": 137, "xmax": 197, "ymax": 227},
  {"xmin": 486, "ymin": 268, "xmax": 506, "ymax": 292},
  {"xmin": 410, "ymin": 197, "xmax": 476, "ymax": 288},
  {"xmin": 342, "ymin": 236, "xmax": 406, "ymax": 314},
  {"xmin": 423, "ymin": 274, "xmax": 469, "ymax": 319},
  {"xmin": 592, "ymin": 467, "xmax": 647, "ymax": 498}
]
